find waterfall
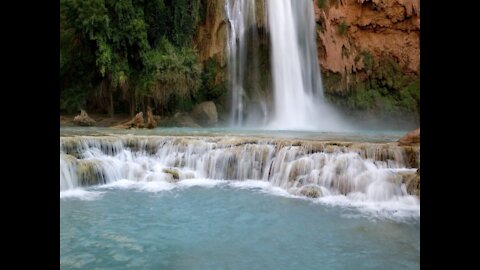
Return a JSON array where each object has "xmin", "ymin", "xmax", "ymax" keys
[
  {"xmin": 226, "ymin": 0, "xmax": 267, "ymax": 127},
  {"xmin": 60, "ymin": 136, "xmax": 420, "ymax": 203},
  {"xmin": 226, "ymin": 0, "xmax": 349, "ymax": 130}
]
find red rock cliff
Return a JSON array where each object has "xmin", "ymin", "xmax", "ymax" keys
[{"xmin": 313, "ymin": 0, "xmax": 419, "ymax": 77}]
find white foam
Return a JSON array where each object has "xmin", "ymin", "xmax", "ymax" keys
[
  {"xmin": 228, "ymin": 179, "xmax": 295, "ymax": 198},
  {"xmin": 226, "ymin": 179, "xmax": 419, "ymax": 221},
  {"xmin": 95, "ymin": 179, "xmax": 176, "ymax": 193},
  {"xmin": 139, "ymin": 181, "xmax": 176, "ymax": 193},
  {"xmin": 60, "ymin": 189, "xmax": 105, "ymax": 201},
  {"xmin": 177, "ymin": 178, "xmax": 227, "ymax": 188},
  {"xmin": 228, "ymin": 179, "xmax": 271, "ymax": 189},
  {"xmin": 97, "ymin": 179, "xmax": 139, "ymax": 189},
  {"xmin": 317, "ymin": 195, "xmax": 420, "ymax": 222},
  {"xmin": 60, "ymin": 177, "xmax": 419, "ymax": 221}
]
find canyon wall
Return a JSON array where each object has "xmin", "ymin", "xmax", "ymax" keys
[
  {"xmin": 194, "ymin": 0, "xmax": 420, "ymax": 122},
  {"xmin": 314, "ymin": 0, "xmax": 419, "ymax": 77},
  {"xmin": 314, "ymin": 0, "xmax": 420, "ymax": 123}
]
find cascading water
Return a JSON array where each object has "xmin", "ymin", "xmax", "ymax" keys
[
  {"xmin": 226, "ymin": 0, "xmax": 349, "ymax": 130},
  {"xmin": 226, "ymin": 0, "xmax": 267, "ymax": 127},
  {"xmin": 60, "ymin": 136, "xmax": 420, "ymax": 210}
]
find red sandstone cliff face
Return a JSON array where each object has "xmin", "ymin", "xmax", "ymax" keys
[{"xmin": 313, "ymin": 0, "xmax": 420, "ymax": 77}]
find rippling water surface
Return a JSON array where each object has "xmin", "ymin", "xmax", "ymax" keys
[{"xmin": 60, "ymin": 183, "xmax": 419, "ymax": 269}]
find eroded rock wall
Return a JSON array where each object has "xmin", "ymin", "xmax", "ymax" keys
[{"xmin": 314, "ymin": 0, "xmax": 419, "ymax": 76}]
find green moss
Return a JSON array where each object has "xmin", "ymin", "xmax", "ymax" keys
[
  {"xmin": 338, "ymin": 21, "xmax": 348, "ymax": 36},
  {"xmin": 342, "ymin": 45, "xmax": 350, "ymax": 58},
  {"xmin": 322, "ymin": 71, "xmax": 343, "ymax": 93},
  {"xmin": 362, "ymin": 51, "xmax": 374, "ymax": 71},
  {"xmin": 317, "ymin": 0, "xmax": 327, "ymax": 9},
  {"xmin": 197, "ymin": 57, "xmax": 227, "ymax": 103},
  {"xmin": 329, "ymin": 0, "xmax": 340, "ymax": 6},
  {"xmin": 323, "ymin": 53, "xmax": 420, "ymax": 119},
  {"xmin": 398, "ymin": 80, "xmax": 420, "ymax": 112},
  {"xmin": 316, "ymin": 20, "xmax": 325, "ymax": 33},
  {"xmin": 354, "ymin": 55, "xmax": 361, "ymax": 64}
]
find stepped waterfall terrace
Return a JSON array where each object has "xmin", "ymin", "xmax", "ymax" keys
[{"xmin": 61, "ymin": 132, "xmax": 420, "ymax": 215}]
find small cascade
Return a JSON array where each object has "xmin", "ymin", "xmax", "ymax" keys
[{"xmin": 60, "ymin": 136, "xmax": 419, "ymax": 202}]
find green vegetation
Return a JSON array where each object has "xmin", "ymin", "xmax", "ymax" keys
[
  {"xmin": 361, "ymin": 51, "xmax": 374, "ymax": 71},
  {"xmin": 338, "ymin": 21, "xmax": 348, "ymax": 36},
  {"xmin": 317, "ymin": 0, "xmax": 327, "ymax": 9},
  {"xmin": 60, "ymin": 0, "xmax": 213, "ymax": 116},
  {"xmin": 323, "ymin": 53, "xmax": 420, "ymax": 119},
  {"xmin": 329, "ymin": 0, "xmax": 340, "ymax": 7},
  {"xmin": 198, "ymin": 58, "xmax": 227, "ymax": 103},
  {"xmin": 140, "ymin": 38, "xmax": 201, "ymax": 115}
]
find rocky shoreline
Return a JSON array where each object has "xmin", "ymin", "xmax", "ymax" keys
[{"xmin": 61, "ymin": 101, "xmax": 220, "ymax": 129}]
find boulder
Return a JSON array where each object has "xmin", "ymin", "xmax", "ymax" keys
[
  {"xmin": 400, "ymin": 170, "xmax": 420, "ymax": 197},
  {"xmin": 73, "ymin": 110, "xmax": 96, "ymax": 126},
  {"xmin": 162, "ymin": 168, "xmax": 180, "ymax": 182},
  {"xmin": 398, "ymin": 128, "xmax": 420, "ymax": 146},
  {"xmin": 172, "ymin": 112, "xmax": 202, "ymax": 128},
  {"xmin": 298, "ymin": 185, "xmax": 323, "ymax": 198},
  {"xmin": 190, "ymin": 101, "xmax": 218, "ymax": 126}
]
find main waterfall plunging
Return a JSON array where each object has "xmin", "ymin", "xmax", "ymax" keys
[{"xmin": 226, "ymin": 0, "xmax": 348, "ymax": 130}]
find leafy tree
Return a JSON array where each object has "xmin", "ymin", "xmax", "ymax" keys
[{"xmin": 60, "ymin": 0, "xmax": 207, "ymax": 116}]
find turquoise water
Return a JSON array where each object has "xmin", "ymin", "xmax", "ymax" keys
[
  {"xmin": 60, "ymin": 126, "xmax": 405, "ymax": 143},
  {"xmin": 60, "ymin": 183, "xmax": 419, "ymax": 269}
]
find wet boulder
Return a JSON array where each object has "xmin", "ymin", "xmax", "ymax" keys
[
  {"xmin": 163, "ymin": 168, "xmax": 180, "ymax": 182},
  {"xmin": 298, "ymin": 185, "xmax": 323, "ymax": 198},
  {"xmin": 190, "ymin": 101, "xmax": 218, "ymax": 126}
]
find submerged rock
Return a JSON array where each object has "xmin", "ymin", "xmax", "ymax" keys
[
  {"xmin": 73, "ymin": 110, "xmax": 96, "ymax": 126},
  {"xmin": 398, "ymin": 128, "xmax": 420, "ymax": 146},
  {"xmin": 162, "ymin": 168, "xmax": 180, "ymax": 182},
  {"xmin": 190, "ymin": 101, "xmax": 218, "ymax": 126},
  {"xmin": 77, "ymin": 159, "xmax": 106, "ymax": 186},
  {"xmin": 400, "ymin": 170, "xmax": 420, "ymax": 198},
  {"xmin": 410, "ymin": 176, "xmax": 420, "ymax": 198},
  {"xmin": 298, "ymin": 185, "xmax": 323, "ymax": 198}
]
